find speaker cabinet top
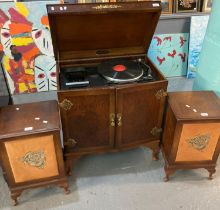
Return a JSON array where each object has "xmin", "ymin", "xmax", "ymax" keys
[
  {"xmin": 46, "ymin": 1, "xmax": 162, "ymax": 63},
  {"xmin": 168, "ymin": 91, "xmax": 220, "ymax": 121},
  {"xmin": 0, "ymin": 100, "xmax": 60, "ymax": 139}
]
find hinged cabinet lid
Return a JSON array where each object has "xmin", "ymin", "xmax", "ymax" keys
[{"xmin": 47, "ymin": 1, "xmax": 161, "ymax": 63}]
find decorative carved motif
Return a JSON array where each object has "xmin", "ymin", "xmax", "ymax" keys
[
  {"xmin": 155, "ymin": 89, "xmax": 167, "ymax": 100},
  {"xmin": 59, "ymin": 99, "xmax": 73, "ymax": 111},
  {"xmin": 188, "ymin": 133, "xmax": 211, "ymax": 151},
  {"xmin": 21, "ymin": 151, "xmax": 46, "ymax": 169},
  {"xmin": 151, "ymin": 127, "xmax": 162, "ymax": 136},
  {"xmin": 92, "ymin": 4, "xmax": 122, "ymax": 10}
]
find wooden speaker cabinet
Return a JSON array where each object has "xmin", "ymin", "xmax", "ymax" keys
[
  {"xmin": 47, "ymin": 1, "xmax": 168, "ymax": 175},
  {"xmin": 0, "ymin": 101, "xmax": 69, "ymax": 205},
  {"xmin": 162, "ymin": 91, "xmax": 220, "ymax": 181}
]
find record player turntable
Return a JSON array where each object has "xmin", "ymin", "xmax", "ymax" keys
[
  {"xmin": 47, "ymin": 1, "xmax": 168, "ymax": 175},
  {"xmin": 60, "ymin": 58, "xmax": 156, "ymax": 89}
]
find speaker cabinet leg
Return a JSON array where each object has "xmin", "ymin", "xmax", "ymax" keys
[
  {"xmin": 163, "ymin": 165, "xmax": 176, "ymax": 182},
  {"xmin": 59, "ymin": 182, "xmax": 70, "ymax": 195},
  {"xmin": 11, "ymin": 191, "xmax": 22, "ymax": 206},
  {"xmin": 206, "ymin": 168, "xmax": 216, "ymax": 180}
]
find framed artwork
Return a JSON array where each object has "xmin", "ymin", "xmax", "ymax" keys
[
  {"xmin": 148, "ymin": 33, "xmax": 189, "ymax": 77},
  {"xmin": 187, "ymin": 15, "xmax": 209, "ymax": 79},
  {"xmin": 175, "ymin": 0, "xmax": 200, "ymax": 13},
  {"xmin": 202, "ymin": 0, "xmax": 212, "ymax": 12},
  {"xmin": 0, "ymin": 1, "xmax": 59, "ymax": 95},
  {"xmin": 161, "ymin": 0, "xmax": 173, "ymax": 14}
]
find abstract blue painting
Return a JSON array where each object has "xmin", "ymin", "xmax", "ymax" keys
[
  {"xmin": 187, "ymin": 15, "xmax": 209, "ymax": 79},
  {"xmin": 148, "ymin": 33, "xmax": 189, "ymax": 77}
]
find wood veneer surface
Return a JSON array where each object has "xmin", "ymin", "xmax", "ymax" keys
[
  {"xmin": 175, "ymin": 123, "xmax": 220, "ymax": 162},
  {"xmin": 4, "ymin": 135, "xmax": 59, "ymax": 183}
]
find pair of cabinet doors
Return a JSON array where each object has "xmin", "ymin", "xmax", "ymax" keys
[{"xmin": 59, "ymin": 82, "xmax": 166, "ymax": 154}]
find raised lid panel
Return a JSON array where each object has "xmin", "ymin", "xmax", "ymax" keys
[{"xmin": 47, "ymin": 1, "xmax": 161, "ymax": 62}]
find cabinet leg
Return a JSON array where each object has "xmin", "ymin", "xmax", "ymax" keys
[
  {"xmin": 206, "ymin": 168, "xmax": 216, "ymax": 180},
  {"xmin": 152, "ymin": 147, "xmax": 160, "ymax": 161},
  {"xmin": 65, "ymin": 158, "xmax": 74, "ymax": 176},
  {"xmin": 163, "ymin": 166, "xmax": 175, "ymax": 182},
  {"xmin": 65, "ymin": 157, "xmax": 80, "ymax": 176},
  {"xmin": 59, "ymin": 182, "xmax": 70, "ymax": 195},
  {"xmin": 145, "ymin": 142, "xmax": 160, "ymax": 161},
  {"xmin": 11, "ymin": 191, "xmax": 22, "ymax": 206}
]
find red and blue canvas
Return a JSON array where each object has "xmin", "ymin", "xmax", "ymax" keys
[{"xmin": 148, "ymin": 33, "xmax": 189, "ymax": 77}]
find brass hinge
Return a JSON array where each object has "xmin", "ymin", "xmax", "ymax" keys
[
  {"xmin": 155, "ymin": 89, "xmax": 167, "ymax": 100},
  {"xmin": 64, "ymin": 138, "xmax": 77, "ymax": 147},
  {"xmin": 110, "ymin": 113, "xmax": 115, "ymax": 127},
  {"xmin": 151, "ymin": 127, "xmax": 163, "ymax": 136},
  {"xmin": 117, "ymin": 113, "xmax": 122, "ymax": 127},
  {"xmin": 59, "ymin": 99, "xmax": 73, "ymax": 111}
]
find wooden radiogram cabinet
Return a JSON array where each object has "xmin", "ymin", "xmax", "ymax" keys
[{"xmin": 47, "ymin": 1, "xmax": 168, "ymax": 175}]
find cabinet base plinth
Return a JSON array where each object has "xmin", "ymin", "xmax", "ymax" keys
[{"xmin": 64, "ymin": 140, "xmax": 160, "ymax": 176}]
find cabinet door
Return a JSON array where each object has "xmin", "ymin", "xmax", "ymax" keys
[
  {"xmin": 115, "ymin": 82, "xmax": 167, "ymax": 148},
  {"xmin": 58, "ymin": 87, "xmax": 115, "ymax": 153}
]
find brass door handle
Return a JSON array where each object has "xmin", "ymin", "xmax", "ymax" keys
[
  {"xmin": 64, "ymin": 138, "xmax": 77, "ymax": 147},
  {"xmin": 59, "ymin": 99, "xmax": 73, "ymax": 111},
  {"xmin": 117, "ymin": 113, "xmax": 122, "ymax": 127},
  {"xmin": 110, "ymin": 113, "xmax": 115, "ymax": 127}
]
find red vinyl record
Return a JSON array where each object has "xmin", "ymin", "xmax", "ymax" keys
[{"xmin": 98, "ymin": 59, "xmax": 143, "ymax": 83}]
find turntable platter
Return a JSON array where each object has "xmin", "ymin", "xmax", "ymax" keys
[{"xmin": 98, "ymin": 59, "xmax": 143, "ymax": 83}]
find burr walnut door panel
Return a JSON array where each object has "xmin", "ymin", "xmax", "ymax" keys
[
  {"xmin": 115, "ymin": 82, "xmax": 167, "ymax": 148},
  {"xmin": 175, "ymin": 123, "xmax": 220, "ymax": 163},
  {"xmin": 58, "ymin": 88, "xmax": 115, "ymax": 153}
]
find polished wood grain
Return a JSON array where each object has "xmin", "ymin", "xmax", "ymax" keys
[
  {"xmin": 58, "ymin": 87, "xmax": 115, "ymax": 153},
  {"xmin": 162, "ymin": 91, "xmax": 220, "ymax": 182},
  {"xmin": 0, "ymin": 101, "xmax": 60, "ymax": 139},
  {"xmin": 116, "ymin": 82, "xmax": 166, "ymax": 148},
  {"xmin": 48, "ymin": 1, "xmax": 167, "ymax": 175},
  {"xmin": 47, "ymin": 1, "xmax": 161, "ymax": 62},
  {"xmin": 0, "ymin": 101, "xmax": 68, "ymax": 205},
  {"xmin": 168, "ymin": 91, "xmax": 220, "ymax": 120}
]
